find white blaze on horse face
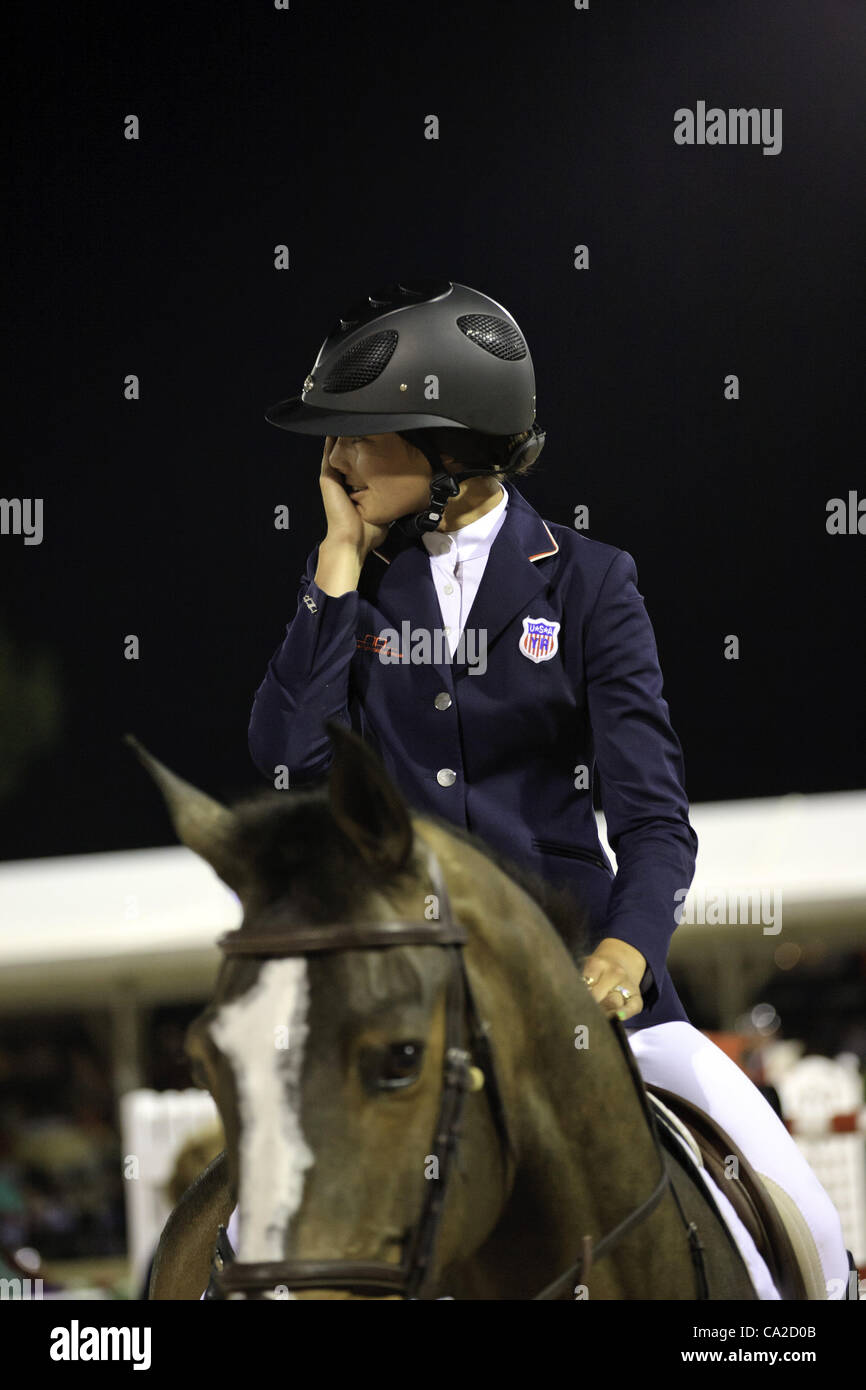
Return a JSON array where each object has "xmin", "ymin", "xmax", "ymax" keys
[{"xmin": 209, "ymin": 959, "xmax": 314, "ymax": 1269}]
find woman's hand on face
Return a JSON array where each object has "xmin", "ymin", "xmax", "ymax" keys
[
  {"xmin": 580, "ymin": 938, "xmax": 646, "ymax": 1021},
  {"xmin": 319, "ymin": 435, "xmax": 389, "ymax": 556}
]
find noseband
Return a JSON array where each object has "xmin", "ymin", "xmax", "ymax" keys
[{"xmin": 207, "ymin": 843, "xmax": 700, "ymax": 1300}]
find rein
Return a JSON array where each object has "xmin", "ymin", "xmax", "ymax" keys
[{"xmin": 208, "ymin": 843, "xmax": 707, "ymax": 1300}]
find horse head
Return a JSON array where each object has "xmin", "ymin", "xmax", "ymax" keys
[{"xmin": 128, "ymin": 723, "xmax": 685, "ymax": 1300}]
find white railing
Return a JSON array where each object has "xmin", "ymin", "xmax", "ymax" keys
[
  {"xmin": 764, "ymin": 1048, "xmax": 866, "ymax": 1270},
  {"xmin": 119, "ymin": 1088, "xmax": 221, "ymax": 1297}
]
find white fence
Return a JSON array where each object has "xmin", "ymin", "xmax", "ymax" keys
[
  {"xmin": 764, "ymin": 1048, "xmax": 866, "ymax": 1269},
  {"xmin": 120, "ymin": 1088, "xmax": 220, "ymax": 1297}
]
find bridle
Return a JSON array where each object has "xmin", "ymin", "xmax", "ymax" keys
[{"xmin": 208, "ymin": 843, "xmax": 707, "ymax": 1300}]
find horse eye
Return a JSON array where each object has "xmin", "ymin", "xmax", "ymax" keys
[{"xmin": 379, "ymin": 1041, "xmax": 425, "ymax": 1090}]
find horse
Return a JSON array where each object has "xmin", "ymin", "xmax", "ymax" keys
[{"xmin": 128, "ymin": 720, "xmax": 757, "ymax": 1300}]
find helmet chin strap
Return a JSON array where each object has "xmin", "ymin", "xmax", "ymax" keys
[{"xmin": 394, "ymin": 438, "xmax": 499, "ymax": 537}]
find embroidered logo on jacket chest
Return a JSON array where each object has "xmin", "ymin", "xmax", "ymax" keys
[{"xmin": 519, "ymin": 616, "xmax": 561, "ymax": 663}]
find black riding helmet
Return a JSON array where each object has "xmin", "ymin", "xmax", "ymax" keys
[{"xmin": 263, "ymin": 278, "xmax": 546, "ymax": 534}]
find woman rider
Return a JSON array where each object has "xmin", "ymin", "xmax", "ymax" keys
[{"xmin": 248, "ymin": 278, "xmax": 852, "ymax": 1299}]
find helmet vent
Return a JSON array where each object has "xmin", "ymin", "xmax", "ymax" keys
[
  {"xmin": 322, "ymin": 330, "xmax": 399, "ymax": 393},
  {"xmin": 456, "ymin": 314, "xmax": 526, "ymax": 361}
]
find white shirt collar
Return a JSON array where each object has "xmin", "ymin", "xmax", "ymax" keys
[{"xmin": 420, "ymin": 483, "xmax": 508, "ymax": 564}]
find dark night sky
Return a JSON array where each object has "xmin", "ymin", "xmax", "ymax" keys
[{"xmin": 2, "ymin": 0, "xmax": 864, "ymax": 860}]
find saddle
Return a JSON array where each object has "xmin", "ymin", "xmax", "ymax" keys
[{"xmin": 645, "ymin": 1084, "xmax": 826, "ymax": 1300}]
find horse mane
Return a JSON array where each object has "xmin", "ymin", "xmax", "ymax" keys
[{"xmin": 226, "ymin": 784, "xmax": 592, "ymax": 965}]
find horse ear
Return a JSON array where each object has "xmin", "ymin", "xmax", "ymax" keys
[
  {"xmin": 325, "ymin": 719, "xmax": 414, "ymax": 873},
  {"xmin": 124, "ymin": 735, "xmax": 248, "ymax": 898}
]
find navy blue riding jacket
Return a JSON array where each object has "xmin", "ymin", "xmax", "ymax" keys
[{"xmin": 248, "ymin": 477, "xmax": 698, "ymax": 1034}]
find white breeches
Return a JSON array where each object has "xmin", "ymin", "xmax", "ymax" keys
[{"xmin": 627, "ymin": 1021, "xmax": 850, "ymax": 1300}]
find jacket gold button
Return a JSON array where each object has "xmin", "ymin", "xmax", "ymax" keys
[
  {"xmin": 437, "ymin": 768, "xmax": 456, "ymax": 787},
  {"xmin": 434, "ymin": 692, "xmax": 452, "ymax": 710}
]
